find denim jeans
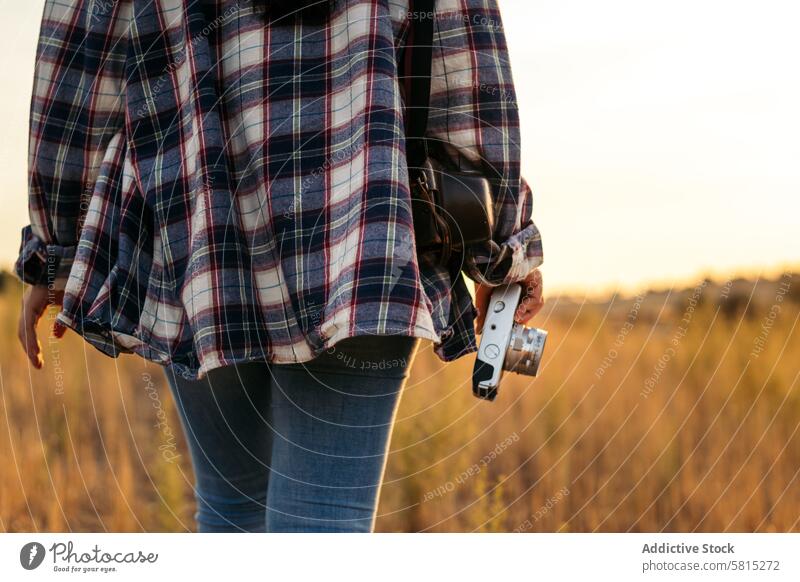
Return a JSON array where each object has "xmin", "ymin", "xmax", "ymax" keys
[{"xmin": 164, "ymin": 335, "xmax": 419, "ymax": 532}]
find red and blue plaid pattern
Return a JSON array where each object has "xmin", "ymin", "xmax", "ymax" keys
[{"xmin": 16, "ymin": 0, "xmax": 543, "ymax": 379}]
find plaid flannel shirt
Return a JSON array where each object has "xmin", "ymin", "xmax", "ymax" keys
[{"xmin": 16, "ymin": 0, "xmax": 543, "ymax": 380}]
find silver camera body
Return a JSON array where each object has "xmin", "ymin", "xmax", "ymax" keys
[{"xmin": 472, "ymin": 283, "xmax": 548, "ymax": 400}]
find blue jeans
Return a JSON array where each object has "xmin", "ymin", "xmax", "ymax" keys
[{"xmin": 164, "ymin": 335, "xmax": 419, "ymax": 532}]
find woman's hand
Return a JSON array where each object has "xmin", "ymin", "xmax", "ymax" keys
[
  {"xmin": 18, "ymin": 285, "xmax": 66, "ymax": 369},
  {"xmin": 474, "ymin": 268, "xmax": 544, "ymax": 334}
]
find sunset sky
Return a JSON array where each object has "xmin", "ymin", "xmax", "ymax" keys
[{"xmin": 1, "ymin": 0, "xmax": 797, "ymax": 295}]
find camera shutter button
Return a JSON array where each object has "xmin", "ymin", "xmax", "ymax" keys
[{"xmin": 493, "ymin": 301, "xmax": 506, "ymax": 313}]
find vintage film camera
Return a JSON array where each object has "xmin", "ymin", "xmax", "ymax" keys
[{"xmin": 472, "ymin": 283, "xmax": 548, "ymax": 401}]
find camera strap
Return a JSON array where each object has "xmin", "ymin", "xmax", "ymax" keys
[{"xmin": 400, "ymin": 0, "xmax": 435, "ymax": 169}]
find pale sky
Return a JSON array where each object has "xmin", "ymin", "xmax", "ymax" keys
[{"xmin": 1, "ymin": 0, "xmax": 797, "ymax": 295}]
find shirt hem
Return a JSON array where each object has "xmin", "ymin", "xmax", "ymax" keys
[{"xmin": 55, "ymin": 310, "xmax": 446, "ymax": 382}]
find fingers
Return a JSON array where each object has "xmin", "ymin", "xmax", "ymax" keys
[
  {"xmin": 474, "ymin": 283, "xmax": 493, "ymax": 334},
  {"xmin": 18, "ymin": 286, "xmax": 65, "ymax": 369},
  {"xmin": 18, "ymin": 289, "xmax": 44, "ymax": 369},
  {"xmin": 474, "ymin": 270, "xmax": 544, "ymax": 333},
  {"xmin": 53, "ymin": 319, "xmax": 67, "ymax": 339},
  {"xmin": 515, "ymin": 269, "xmax": 544, "ymax": 325}
]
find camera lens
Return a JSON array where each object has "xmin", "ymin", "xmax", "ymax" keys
[{"xmin": 503, "ymin": 324, "xmax": 548, "ymax": 376}]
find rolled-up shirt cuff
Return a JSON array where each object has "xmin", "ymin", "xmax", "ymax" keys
[
  {"xmin": 464, "ymin": 221, "xmax": 544, "ymax": 287},
  {"xmin": 14, "ymin": 226, "xmax": 76, "ymax": 290}
]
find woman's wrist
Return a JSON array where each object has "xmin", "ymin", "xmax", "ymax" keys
[{"xmin": 14, "ymin": 226, "xmax": 75, "ymax": 290}]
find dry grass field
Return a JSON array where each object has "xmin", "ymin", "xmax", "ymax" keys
[{"xmin": 1, "ymin": 271, "xmax": 798, "ymax": 532}]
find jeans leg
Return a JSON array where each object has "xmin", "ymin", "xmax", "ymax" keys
[
  {"xmin": 164, "ymin": 362, "xmax": 272, "ymax": 532},
  {"xmin": 265, "ymin": 335, "xmax": 419, "ymax": 532}
]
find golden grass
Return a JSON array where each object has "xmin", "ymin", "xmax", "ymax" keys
[{"xmin": 1, "ymin": 272, "xmax": 797, "ymax": 532}]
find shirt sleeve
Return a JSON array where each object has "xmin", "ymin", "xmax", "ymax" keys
[
  {"xmin": 15, "ymin": 0, "xmax": 131, "ymax": 289},
  {"xmin": 424, "ymin": 0, "xmax": 544, "ymax": 286}
]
